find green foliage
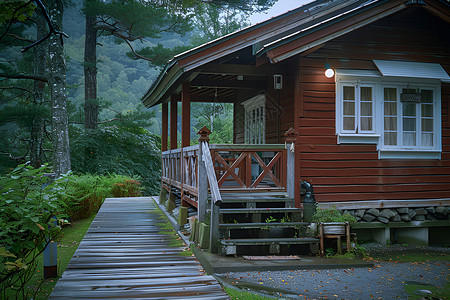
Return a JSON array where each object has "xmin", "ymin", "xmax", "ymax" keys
[
  {"xmin": 111, "ymin": 179, "xmax": 142, "ymax": 197},
  {"xmin": 0, "ymin": 164, "xmax": 61, "ymax": 298},
  {"xmin": 0, "ymin": 0, "xmax": 36, "ymax": 23},
  {"xmin": 312, "ymin": 206, "xmax": 357, "ymax": 223},
  {"xmin": 191, "ymin": 2, "xmax": 250, "ymax": 46},
  {"xmin": 4, "ymin": 215, "xmax": 95, "ymax": 299},
  {"xmin": 52, "ymin": 173, "xmax": 141, "ymax": 220},
  {"xmin": 265, "ymin": 216, "xmax": 277, "ymax": 223},
  {"xmin": 404, "ymin": 279, "xmax": 450, "ymax": 300},
  {"xmin": 128, "ymin": 43, "xmax": 191, "ymax": 67},
  {"xmin": 191, "ymin": 103, "xmax": 233, "ymax": 144},
  {"xmin": 70, "ymin": 124, "xmax": 161, "ymax": 195},
  {"xmin": 224, "ymin": 286, "xmax": 274, "ymax": 300}
]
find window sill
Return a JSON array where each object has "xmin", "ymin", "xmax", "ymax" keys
[
  {"xmin": 337, "ymin": 134, "xmax": 380, "ymax": 144},
  {"xmin": 378, "ymin": 149, "xmax": 441, "ymax": 160}
]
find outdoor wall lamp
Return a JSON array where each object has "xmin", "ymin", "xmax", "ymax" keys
[{"xmin": 324, "ymin": 63, "xmax": 334, "ymax": 78}]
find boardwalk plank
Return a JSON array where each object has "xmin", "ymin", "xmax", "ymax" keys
[{"xmin": 49, "ymin": 197, "xmax": 229, "ymax": 299}]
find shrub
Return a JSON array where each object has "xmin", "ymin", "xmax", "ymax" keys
[
  {"xmin": 0, "ymin": 164, "xmax": 61, "ymax": 298},
  {"xmin": 312, "ymin": 206, "xmax": 357, "ymax": 223},
  {"xmin": 70, "ymin": 125, "xmax": 161, "ymax": 195},
  {"xmin": 53, "ymin": 173, "xmax": 142, "ymax": 220},
  {"xmin": 111, "ymin": 179, "xmax": 142, "ymax": 197}
]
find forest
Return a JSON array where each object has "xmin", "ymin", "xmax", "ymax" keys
[
  {"xmin": 1, "ymin": 1, "xmax": 276, "ymax": 297},
  {"xmin": 0, "ymin": 0, "xmax": 276, "ymax": 193}
]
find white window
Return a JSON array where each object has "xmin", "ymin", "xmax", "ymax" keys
[
  {"xmin": 242, "ymin": 94, "xmax": 265, "ymax": 144},
  {"xmin": 340, "ymin": 83, "xmax": 375, "ymax": 134},
  {"xmin": 382, "ymin": 87, "xmax": 437, "ymax": 150},
  {"xmin": 335, "ymin": 62, "xmax": 446, "ymax": 159}
]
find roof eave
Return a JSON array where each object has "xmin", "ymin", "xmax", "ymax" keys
[
  {"xmin": 260, "ymin": 0, "xmax": 408, "ymax": 63},
  {"xmin": 142, "ymin": 62, "xmax": 183, "ymax": 108}
]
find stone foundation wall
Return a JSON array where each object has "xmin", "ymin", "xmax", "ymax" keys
[{"xmin": 342, "ymin": 206, "xmax": 450, "ymax": 224}]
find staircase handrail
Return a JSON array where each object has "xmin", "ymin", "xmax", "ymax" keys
[{"xmin": 201, "ymin": 141, "xmax": 222, "ymax": 206}]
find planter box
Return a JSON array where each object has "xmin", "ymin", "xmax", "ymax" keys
[{"xmin": 321, "ymin": 222, "xmax": 347, "ymax": 235}]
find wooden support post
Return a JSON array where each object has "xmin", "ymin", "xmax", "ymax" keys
[
  {"xmin": 170, "ymin": 94, "xmax": 178, "ymax": 150},
  {"xmin": 180, "ymin": 82, "xmax": 191, "ymax": 207},
  {"xmin": 162, "ymin": 102, "xmax": 168, "ymax": 151},
  {"xmin": 160, "ymin": 186, "xmax": 167, "ymax": 204},
  {"xmin": 197, "ymin": 127, "xmax": 211, "ymax": 223},
  {"xmin": 181, "ymin": 82, "xmax": 191, "ymax": 148},
  {"xmin": 284, "ymin": 128, "xmax": 298, "ymax": 200},
  {"xmin": 210, "ymin": 203, "xmax": 220, "ymax": 254}
]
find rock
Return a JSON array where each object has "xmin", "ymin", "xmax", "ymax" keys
[
  {"xmin": 343, "ymin": 210, "xmax": 355, "ymax": 217},
  {"xmin": 434, "ymin": 213, "xmax": 447, "ymax": 220},
  {"xmin": 408, "ymin": 209, "xmax": 417, "ymax": 219},
  {"xmin": 415, "ymin": 208, "xmax": 427, "ymax": 215},
  {"xmin": 414, "ymin": 215, "xmax": 426, "ymax": 221},
  {"xmin": 363, "ymin": 214, "xmax": 376, "ymax": 222},
  {"xmin": 391, "ymin": 214, "xmax": 401, "ymax": 222},
  {"xmin": 355, "ymin": 210, "xmax": 366, "ymax": 218},
  {"xmin": 378, "ymin": 216, "xmax": 389, "ymax": 224},
  {"xmin": 435, "ymin": 206, "xmax": 446, "ymax": 214},
  {"xmin": 427, "ymin": 214, "xmax": 436, "ymax": 220},
  {"xmin": 425, "ymin": 207, "xmax": 435, "ymax": 214},
  {"xmin": 397, "ymin": 207, "xmax": 409, "ymax": 214},
  {"xmin": 400, "ymin": 214, "xmax": 411, "ymax": 222},
  {"xmin": 367, "ymin": 208, "xmax": 380, "ymax": 217},
  {"xmin": 355, "ymin": 216, "xmax": 361, "ymax": 222},
  {"xmin": 380, "ymin": 209, "xmax": 396, "ymax": 219}
]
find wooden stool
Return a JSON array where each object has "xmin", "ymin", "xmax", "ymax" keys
[{"xmin": 319, "ymin": 222, "xmax": 351, "ymax": 256}]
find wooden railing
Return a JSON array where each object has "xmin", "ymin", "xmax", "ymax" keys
[
  {"xmin": 161, "ymin": 144, "xmax": 288, "ymax": 204},
  {"xmin": 160, "ymin": 127, "xmax": 297, "ymax": 253},
  {"xmin": 209, "ymin": 144, "xmax": 287, "ymax": 191}
]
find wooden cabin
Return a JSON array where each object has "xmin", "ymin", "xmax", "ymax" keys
[{"xmin": 142, "ymin": 0, "xmax": 450, "ymax": 253}]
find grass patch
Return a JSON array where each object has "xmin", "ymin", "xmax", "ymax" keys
[
  {"xmin": 404, "ymin": 277, "xmax": 450, "ymax": 300},
  {"xmin": 224, "ymin": 287, "xmax": 274, "ymax": 300},
  {"xmin": 5, "ymin": 215, "xmax": 95, "ymax": 299}
]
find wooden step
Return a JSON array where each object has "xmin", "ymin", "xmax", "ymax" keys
[
  {"xmin": 210, "ymin": 192, "xmax": 292, "ymax": 202},
  {"xmin": 220, "ymin": 238, "xmax": 320, "ymax": 255},
  {"xmin": 221, "ymin": 237, "xmax": 319, "ymax": 245},
  {"xmin": 220, "ymin": 208, "xmax": 300, "ymax": 214},
  {"xmin": 219, "ymin": 222, "xmax": 309, "ymax": 229}
]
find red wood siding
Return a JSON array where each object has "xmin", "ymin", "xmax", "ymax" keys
[
  {"xmin": 266, "ymin": 66, "xmax": 295, "ymax": 144},
  {"xmin": 296, "ymin": 8, "xmax": 450, "ymax": 203}
]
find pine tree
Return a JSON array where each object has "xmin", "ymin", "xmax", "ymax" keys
[{"xmin": 48, "ymin": 0, "xmax": 71, "ymax": 175}]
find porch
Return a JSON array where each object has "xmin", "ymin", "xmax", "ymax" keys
[{"xmin": 159, "ymin": 127, "xmax": 321, "ymax": 255}]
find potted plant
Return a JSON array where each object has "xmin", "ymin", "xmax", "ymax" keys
[{"xmin": 312, "ymin": 207, "xmax": 356, "ymax": 235}]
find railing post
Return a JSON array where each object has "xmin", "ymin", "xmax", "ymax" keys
[
  {"xmin": 284, "ymin": 128, "xmax": 298, "ymax": 200},
  {"xmin": 197, "ymin": 127, "xmax": 211, "ymax": 223}
]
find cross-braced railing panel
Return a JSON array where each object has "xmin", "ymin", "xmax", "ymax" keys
[{"xmin": 161, "ymin": 144, "xmax": 287, "ymax": 207}]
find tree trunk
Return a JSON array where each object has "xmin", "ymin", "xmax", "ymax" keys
[
  {"xmin": 31, "ymin": 11, "xmax": 47, "ymax": 169},
  {"xmin": 84, "ymin": 0, "xmax": 98, "ymax": 129},
  {"xmin": 48, "ymin": 0, "xmax": 71, "ymax": 176}
]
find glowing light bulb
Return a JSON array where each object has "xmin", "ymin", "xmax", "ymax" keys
[{"xmin": 325, "ymin": 68, "xmax": 334, "ymax": 78}]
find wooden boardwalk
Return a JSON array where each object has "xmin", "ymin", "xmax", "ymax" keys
[{"xmin": 49, "ymin": 197, "xmax": 229, "ymax": 299}]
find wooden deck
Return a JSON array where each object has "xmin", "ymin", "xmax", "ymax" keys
[{"xmin": 49, "ymin": 197, "xmax": 229, "ymax": 299}]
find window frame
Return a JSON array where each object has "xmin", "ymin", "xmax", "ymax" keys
[
  {"xmin": 242, "ymin": 94, "xmax": 266, "ymax": 144},
  {"xmin": 335, "ymin": 73, "xmax": 442, "ymax": 159}
]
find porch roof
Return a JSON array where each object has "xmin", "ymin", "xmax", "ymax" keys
[{"xmin": 141, "ymin": 0, "xmax": 450, "ymax": 108}]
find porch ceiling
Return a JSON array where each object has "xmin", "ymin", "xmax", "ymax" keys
[{"xmin": 160, "ymin": 47, "xmax": 282, "ymax": 105}]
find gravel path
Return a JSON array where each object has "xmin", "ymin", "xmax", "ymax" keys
[{"xmin": 220, "ymin": 246, "xmax": 450, "ymax": 299}]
